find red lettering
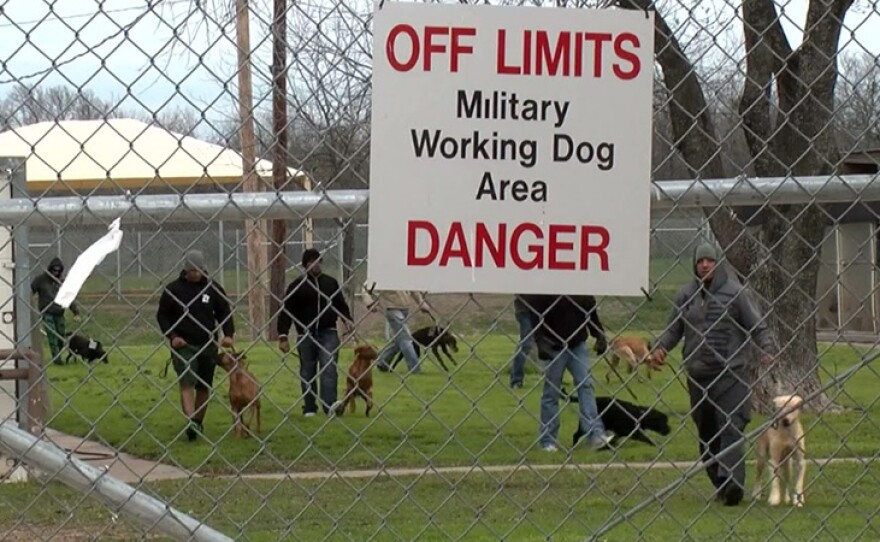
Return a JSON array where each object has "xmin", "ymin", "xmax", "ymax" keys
[
  {"xmin": 548, "ymin": 224, "xmax": 577, "ymax": 270},
  {"xmin": 407, "ymin": 221, "xmax": 438, "ymax": 265},
  {"xmin": 439, "ymin": 222, "xmax": 472, "ymax": 267},
  {"xmin": 583, "ymin": 32, "xmax": 612, "ymax": 78},
  {"xmin": 475, "ymin": 222, "xmax": 506, "ymax": 267},
  {"xmin": 450, "ymin": 27, "xmax": 476, "ymax": 72},
  {"xmin": 406, "ymin": 221, "xmax": 611, "ymax": 271},
  {"xmin": 536, "ymin": 31, "xmax": 571, "ymax": 76},
  {"xmin": 496, "ymin": 29, "xmax": 519, "ymax": 74},
  {"xmin": 580, "ymin": 225, "xmax": 610, "ymax": 270},
  {"xmin": 386, "ymin": 24, "xmax": 419, "ymax": 72},
  {"xmin": 510, "ymin": 223, "xmax": 543, "ymax": 270},
  {"xmin": 423, "ymin": 26, "xmax": 448, "ymax": 72},
  {"xmin": 613, "ymin": 33, "xmax": 641, "ymax": 80}
]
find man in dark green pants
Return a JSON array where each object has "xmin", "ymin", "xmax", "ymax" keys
[
  {"xmin": 31, "ymin": 257, "xmax": 81, "ymax": 365},
  {"xmin": 157, "ymin": 250, "xmax": 235, "ymax": 441}
]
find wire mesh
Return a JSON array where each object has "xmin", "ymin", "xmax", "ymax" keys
[{"xmin": 1, "ymin": 0, "xmax": 880, "ymax": 540}]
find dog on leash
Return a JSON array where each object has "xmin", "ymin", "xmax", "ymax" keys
[
  {"xmin": 335, "ymin": 344, "xmax": 377, "ymax": 417},
  {"xmin": 65, "ymin": 333, "xmax": 109, "ymax": 364},
  {"xmin": 604, "ymin": 335, "xmax": 659, "ymax": 383},
  {"xmin": 753, "ymin": 394, "xmax": 806, "ymax": 507},
  {"xmin": 216, "ymin": 351, "xmax": 261, "ymax": 439},
  {"xmin": 571, "ymin": 396, "xmax": 671, "ymax": 447},
  {"xmin": 390, "ymin": 326, "xmax": 459, "ymax": 372}
]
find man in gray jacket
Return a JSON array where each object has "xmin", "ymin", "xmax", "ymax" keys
[{"xmin": 651, "ymin": 242, "xmax": 775, "ymax": 506}]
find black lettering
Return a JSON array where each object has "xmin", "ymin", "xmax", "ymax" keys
[
  {"xmin": 457, "ymin": 90, "xmax": 482, "ymax": 119},
  {"xmin": 476, "ymin": 171, "xmax": 498, "ymax": 200},
  {"xmin": 475, "ymin": 172, "xmax": 547, "ymax": 202}
]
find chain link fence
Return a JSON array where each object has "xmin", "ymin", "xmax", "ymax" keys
[{"xmin": 1, "ymin": 0, "xmax": 880, "ymax": 540}]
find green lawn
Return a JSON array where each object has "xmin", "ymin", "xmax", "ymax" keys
[
  {"xmin": 41, "ymin": 335, "xmax": 880, "ymax": 475},
  {"xmin": 2, "ymin": 463, "xmax": 879, "ymax": 541}
]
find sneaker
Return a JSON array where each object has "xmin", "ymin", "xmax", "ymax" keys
[
  {"xmin": 510, "ymin": 382, "xmax": 523, "ymax": 389},
  {"xmin": 329, "ymin": 401, "xmax": 344, "ymax": 415},
  {"xmin": 542, "ymin": 444, "xmax": 559, "ymax": 452},
  {"xmin": 303, "ymin": 411, "xmax": 317, "ymax": 418},
  {"xmin": 587, "ymin": 432, "xmax": 614, "ymax": 451},
  {"xmin": 721, "ymin": 483, "xmax": 744, "ymax": 507},
  {"xmin": 185, "ymin": 420, "xmax": 201, "ymax": 442}
]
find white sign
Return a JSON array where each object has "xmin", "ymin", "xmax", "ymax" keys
[{"xmin": 368, "ymin": 3, "xmax": 654, "ymax": 295}]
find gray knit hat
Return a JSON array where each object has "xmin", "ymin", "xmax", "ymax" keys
[
  {"xmin": 183, "ymin": 250, "xmax": 205, "ymax": 272},
  {"xmin": 694, "ymin": 242, "xmax": 718, "ymax": 263}
]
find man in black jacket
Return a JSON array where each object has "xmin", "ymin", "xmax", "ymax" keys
[
  {"xmin": 31, "ymin": 257, "xmax": 81, "ymax": 365},
  {"xmin": 522, "ymin": 294, "xmax": 613, "ymax": 452},
  {"xmin": 277, "ymin": 248, "xmax": 354, "ymax": 416},
  {"xmin": 156, "ymin": 250, "xmax": 235, "ymax": 441}
]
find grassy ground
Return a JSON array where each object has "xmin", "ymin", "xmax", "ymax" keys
[
  {"xmin": 40, "ymin": 335, "xmax": 880, "ymax": 475},
  {"xmin": 1, "ymin": 463, "xmax": 879, "ymax": 541}
]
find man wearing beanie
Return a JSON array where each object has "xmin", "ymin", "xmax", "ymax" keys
[
  {"xmin": 277, "ymin": 248, "xmax": 354, "ymax": 416},
  {"xmin": 157, "ymin": 250, "xmax": 235, "ymax": 441},
  {"xmin": 652, "ymin": 241, "xmax": 776, "ymax": 506},
  {"xmin": 31, "ymin": 257, "xmax": 81, "ymax": 365}
]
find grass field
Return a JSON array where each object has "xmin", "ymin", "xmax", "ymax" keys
[{"xmin": 7, "ymin": 258, "xmax": 880, "ymax": 540}]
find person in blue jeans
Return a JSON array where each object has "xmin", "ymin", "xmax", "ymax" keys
[
  {"xmin": 278, "ymin": 249, "xmax": 354, "ymax": 416},
  {"xmin": 361, "ymin": 286, "xmax": 432, "ymax": 374},
  {"xmin": 522, "ymin": 294, "xmax": 613, "ymax": 452},
  {"xmin": 510, "ymin": 295, "xmax": 538, "ymax": 388}
]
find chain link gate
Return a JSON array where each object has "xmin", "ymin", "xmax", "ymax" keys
[{"xmin": 1, "ymin": 0, "xmax": 880, "ymax": 540}]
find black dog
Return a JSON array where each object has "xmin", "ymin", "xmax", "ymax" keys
[
  {"xmin": 65, "ymin": 333, "xmax": 109, "ymax": 364},
  {"xmin": 390, "ymin": 325, "xmax": 459, "ymax": 372},
  {"xmin": 571, "ymin": 396, "xmax": 670, "ymax": 447}
]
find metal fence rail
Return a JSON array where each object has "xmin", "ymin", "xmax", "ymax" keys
[{"xmin": 1, "ymin": 0, "xmax": 880, "ymax": 541}]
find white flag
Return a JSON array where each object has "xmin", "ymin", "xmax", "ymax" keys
[{"xmin": 54, "ymin": 218, "xmax": 124, "ymax": 309}]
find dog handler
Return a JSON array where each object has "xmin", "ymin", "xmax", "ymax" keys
[
  {"xmin": 362, "ymin": 286, "xmax": 433, "ymax": 374},
  {"xmin": 521, "ymin": 293, "xmax": 613, "ymax": 452},
  {"xmin": 651, "ymin": 241, "xmax": 776, "ymax": 506},
  {"xmin": 278, "ymin": 248, "xmax": 354, "ymax": 416},
  {"xmin": 31, "ymin": 257, "xmax": 81, "ymax": 365},
  {"xmin": 157, "ymin": 250, "xmax": 235, "ymax": 441}
]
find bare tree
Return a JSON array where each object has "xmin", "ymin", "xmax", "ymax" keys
[
  {"xmin": 616, "ymin": 0, "xmax": 859, "ymax": 410},
  {"xmin": 836, "ymin": 51, "xmax": 880, "ymax": 151}
]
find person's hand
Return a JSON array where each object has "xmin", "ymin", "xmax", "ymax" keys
[
  {"xmin": 594, "ymin": 336, "xmax": 608, "ymax": 356},
  {"xmin": 73, "ymin": 314, "xmax": 81, "ymax": 323},
  {"xmin": 650, "ymin": 348, "xmax": 667, "ymax": 368},
  {"xmin": 220, "ymin": 336, "xmax": 234, "ymax": 349},
  {"xmin": 278, "ymin": 336, "xmax": 290, "ymax": 354},
  {"xmin": 170, "ymin": 336, "xmax": 187, "ymax": 349},
  {"xmin": 760, "ymin": 352, "xmax": 773, "ymax": 365},
  {"xmin": 342, "ymin": 320, "xmax": 354, "ymax": 335}
]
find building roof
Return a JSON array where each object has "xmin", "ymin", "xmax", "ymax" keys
[{"xmin": 0, "ymin": 118, "xmax": 307, "ymax": 192}]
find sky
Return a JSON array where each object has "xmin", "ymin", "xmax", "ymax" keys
[{"xmin": 0, "ymin": 0, "xmax": 878, "ymax": 132}]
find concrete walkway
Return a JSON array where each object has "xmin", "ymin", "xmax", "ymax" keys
[{"xmin": 38, "ymin": 429, "xmax": 193, "ymax": 484}]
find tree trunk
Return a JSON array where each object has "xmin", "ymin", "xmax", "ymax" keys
[{"xmin": 619, "ymin": 0, "xmax": 855, "ymax": 412}]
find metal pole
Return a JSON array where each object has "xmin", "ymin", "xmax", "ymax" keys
[
  {"xmin": 137, "ymin": 231, "xmax": 143, "ymax": 279},
  {"xmin": 0, "ymin": 422, "xmax": 233, "ymax": 542},
  {"xmin": 218, "ymin": 220, "xmax": 225, "ymax": 288},
  {"xmin": 5, "ymin": 158, "xmax": 35, "ymax": 433}
]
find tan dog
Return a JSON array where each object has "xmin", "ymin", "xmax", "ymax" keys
[
  {"xmin": 334, "ymin": 344, "xmax": 376, "ymax": 417},
  {"xmin": 605, "ymin": 335, "xmax": 658, "ymax": 384},
  {"xmin": 753, "ymin": 394, "xmax": 806, "ymax": 507},
  {"xmin": 217, "ymin": 351, "xmax": 262, "ymax": 439}
]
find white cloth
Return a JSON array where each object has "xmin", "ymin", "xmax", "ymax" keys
[{"xmin": 54, "ymin": 218, "xmax": 123, "ymax": 309}]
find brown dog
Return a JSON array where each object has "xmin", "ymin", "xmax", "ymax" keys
[
  {"xmin": 753, "ymin": 394, "xmax": 806, "ymax": 507},
  {"xmin": 605, "ymin": 335, "xmax": 658, "ymax": 383},
  {"xmin": 334, "ymin": 344, "xmax": 376, "ymax": 417},
  {"xmin": 216, "ymin": 351, "xmax": 262, "ymax": 439}
]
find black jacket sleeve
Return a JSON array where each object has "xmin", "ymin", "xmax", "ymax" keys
[
  {"xmin": 156, "ymin": 287, "xmax": 179, "ymax": 339},
  {"xmin": 330, "ymin": 278, "xmax": 353, "ymax": 322},
  {"xmin": 277, "ymin": 279, "xmax": 298, "ymax": 337},
  {"xmin": 213, "ymin": 282, "xmax": 235, "ymax": 337}
]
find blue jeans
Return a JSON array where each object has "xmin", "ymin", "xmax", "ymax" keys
[
  {"xmin": 296, "ymin": 329, "xmax": 340, "ymax": 414},
  {"xmin": 510, "ymin": 311, "xmax": 537, "ymax": 386},
  {"xmin": 379, "ymin": 309, "xmax": 421, "ymax": 372},
  {"xmin": 539, "ymin": 342, "xmax": 605, "ymax": 447}
]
